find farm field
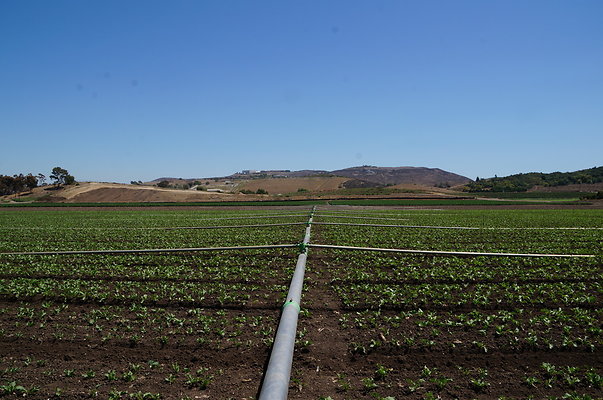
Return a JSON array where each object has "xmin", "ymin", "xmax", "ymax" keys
[{"xmin": 0, "ymin": 206, "xmax": 602, "ymax": 399}]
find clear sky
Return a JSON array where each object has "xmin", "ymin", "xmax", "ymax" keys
[{"xmin": 1, "ymin": 1, "xmax": 602, "ymax": 183}]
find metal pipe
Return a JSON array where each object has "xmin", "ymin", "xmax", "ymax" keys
[
  {"xmin": 315, "ymin": 211, "xmax": 442, "ymax": 217},
  {"xmin": 1, "ymin": 244, "xmax": 298, "ymax": 256},
  {"xmin": 314, "ymin": 214, "xmax": 409, "ymax": 221},
  {"xmin": 195, "ymin": 214, "xmax": 308, "ymax": 221},
  {"xmin": 0, "ymin": 222, "xmax": 308, "ymax": 231},
  {"xmin": 259, "ymin": 207, "xmax": 315, "ymax": 400},
  {"xmin": 313, "ymin": 222, "xmax": 479, "ymax": 229},
  {"xmin": 312, "ymin": 222, "xmax": 603, "ymax": 230},
  {"xmin": 308, "ymin": 244, "xmax": 595, "ymax": 258},
  {"xmin": 164, "ymin": 222, "xmax": 307, "ymax": 230}
]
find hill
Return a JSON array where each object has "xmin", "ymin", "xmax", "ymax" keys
[
  {"xmin": 465, "ymin": 166, "xmax": 603, "ymax": 192},
  {"xmin": 146, "ymin": 166, "xmax": 472, "ymax": 192},
  {"xmin": 330, "ymin": 166, "xmax": 472, "ymax": 187},
  {"xmin": 3, "ymin": 182, "xmax": 234, "ymax": 203}
]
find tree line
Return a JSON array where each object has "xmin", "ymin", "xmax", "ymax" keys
[
  {"xmin": 0, "ymin": 167, "xmax": 74, "ymax": 196},
  {"xmin": 465, "ymin": 166, "xmax": 603, "ymax": 192}
]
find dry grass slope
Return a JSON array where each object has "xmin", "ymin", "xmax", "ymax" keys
[{"xmin": 236, "ymin": 177, "xmax": 349, "ymax": 194}]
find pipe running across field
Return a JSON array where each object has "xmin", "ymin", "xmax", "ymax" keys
[
  {"xmin": 313, "ymin": 222, "xmax": 479, "ymax": 229},
  {"xmin": 0, "ymin": 222, "xmax": 308, "ymax": 231},
  {"xmin": 164, "ymin": 222, "xmax": 307, "ymax": 230},
  {"xmin": 308, "ymin": 244, "xmax": 596, "ymax": 258},
  {"xmin": 258, "ymin": 207, "xmax": 315, "ymax": 400},
  {"xmin": 1, "ymin": 244, "xmax": 298, "ymax": 256},
  {"xmin": 195, "ymin": 214, "xmax": 309, "ymax": 221},
  {"xmin": 314, "ymin": 214, "xmax": 409, "ymax": 221},
  {"xmin": 313, "ymin": 222, "xmax": 603, "ymax": 230}
]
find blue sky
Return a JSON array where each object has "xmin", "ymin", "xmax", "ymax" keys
[{"xmin": 1, "ymin": 1, "xmax": 602, "ymax": 183}]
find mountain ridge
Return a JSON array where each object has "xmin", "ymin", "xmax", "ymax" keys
[{"xmin": 150, "ymin": 166, "xmax": 472, "ymax": 188}]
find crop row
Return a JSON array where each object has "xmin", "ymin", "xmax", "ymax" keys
[
  {"xmin": 315, "ymin": 209, "xmax": 603, "ymax": 228},
  {"xmin": 0, "ymin": 224, "xmax": 303, "ymax": 252},
  {"xmin": 333, "ymin": 281, "xmax": 602, "ymax": 310},
  {"xmin": 321, "ymin": 361, "xmax": 603, "ymax": 400},
  {"xmin": 322, "ymin": 252, "xmax": 601, "ymax": 282},
  {"xmin": 336, "ymin": 307, "xmax": 602, "ymax": 354},
  {"xmin": 0, "ymin": 277, "xmax": 289, "ymax": 308},
  {"xmin": 0, "ymin": 250, "xmax": 295, "ymax": 281},
  {"xmin": 316, "ymin": 225, "xmax": 603, "ymax": 255},
  {"xmin": 0, "ymin": 209, "xmax": 308, "ymax": 228},
  {"xmin": 0, "ymin": 300, "xmax": 283, "ymax": 350}
]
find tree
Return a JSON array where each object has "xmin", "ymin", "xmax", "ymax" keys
[
  {"xmin": 0, "ymin": 174, "xmax": 38, "ymax": 195},
  {"xmin": 64, "ymin": 174, "xmax": 75, "ymax": 185},
  {"xmin": 157, "ymin": 180, "xmax": 170, "ymax": 188},
  {"xmin": 37, "ymin": 173, "xmax": 46, "ymax": 186},
  {"xmin": 24, "ymin": 174, "xmax": 38, "ymax": 190},
  {"xmin": 50, "ymin": 167, "xmax": 74, "ymax": 186}
]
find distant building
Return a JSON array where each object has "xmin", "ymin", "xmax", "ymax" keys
[{"xmin": 241, "ymin": 170, "xmax": 260, "ymax": 175}]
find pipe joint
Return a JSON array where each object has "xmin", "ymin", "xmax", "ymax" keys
[
  {"xmin": 298, "ymin": 242, "xmax": 308, "ymax": 253},
  {"xmin": 282, "ymin": 299, "xmax": 301, "ymax": 313}
]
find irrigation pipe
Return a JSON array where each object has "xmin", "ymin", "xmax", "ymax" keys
[
  {"xmin": 312, "ymin": 222, "xmax": 603, "ymax": 230},
  {"xmin": 196, "ymin": 214, "xmax": 308, "ymax": 221},
  {"xmin": 473, "ymin": 227, "xmax": 603, "ymax": 230},
  {"xmin": 314, "ymin": 215, "xmax": 409, "ymax": 221},
  {"xmin": 164, "ymin": 222, "xmax": 307, "ymax": 230},
  {"xmin": 0, "ymin": 244, "xmax": 298, "ymax": 256},
  {"xmin": 1, "ymin": 222, "xmax": 308, "ymax": 231},
  {"xmin": 316, "ymin": 212, "xmax": 444, "ymax": 217},
  {"xmin": 314, "ymin": 222, "xmax": 479, "ymax": 229},
  {"xmin": 308, "ymin": 244, "xmax": 596, "ymax": 258},
  {"xmin": 259, "ymin": 207, "xmax": 315, "ymax": 400}
]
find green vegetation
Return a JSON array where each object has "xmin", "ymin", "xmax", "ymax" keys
[
  {"xmin": 469, "ymin": 191, "xmax": 587, "ymax": 200},
  {"xmin": 329, "ymin": 198, "xmax": 581, "ymax": 206},
  {"xmin": 0, "ymin": 207, "xmax": 601, "ymax": 398},
  {"xmin": 466, "ymin": 166, "xmax": 603, "ymax": 192}
]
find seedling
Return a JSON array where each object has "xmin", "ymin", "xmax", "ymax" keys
[
  {"xmin": 105, "ymin": 370, "xmax": 118, "ymax": 381},
  {"xmin": 82, "ymin": 370, "xmax": 96, "ymax": 379},
  {"xmin": 375, "ymin": 364, "xmax": 392, "ymax": 380},
  {"xmin": 336, "ymin": 373, "xmax": 351, "ymax": 392},
  {"xmin": 362, "ymin": 377, "xmax": 378, "ymax": 391}
]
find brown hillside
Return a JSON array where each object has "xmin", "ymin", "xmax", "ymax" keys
[
  {"xmin": 53, "ymin": 183, "xmax": 231, "ymax": 202},
  {"xmin": 236, "ymin": 177, "xmax": 349, "ymax": 194}
]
